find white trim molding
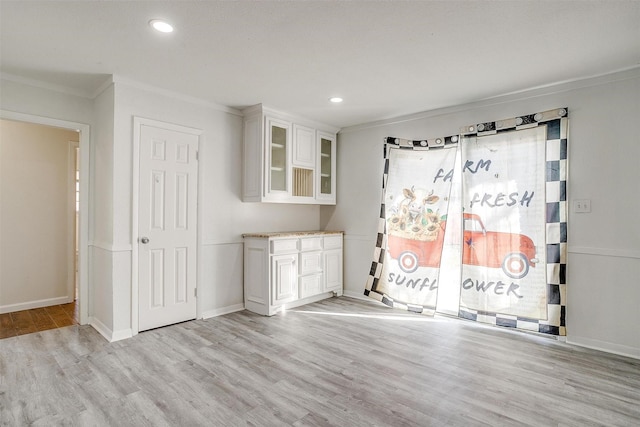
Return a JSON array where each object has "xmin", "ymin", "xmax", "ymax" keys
[
  {"xmin": 88, "ymin": 316, "xmax": 112, "ymax": 342},
  {"xmin": 113, "ymin": 75, "xmax": 242, "ymax": 116},
  {"xmin": 201, "ymin": 304, "xmax": 245, "ymax": 320},
  {"xmin": 201, "ymin": 239, "xmax": 244, "ymax": 247},
  {"xmin": 339, "ymin": 66, "xmax": 640, "ymax": 135},
  {"xmin": 89, "ymin": 241, "xmax": 133, "ymax": 252},
  {"xmin": 568, "ymin": 245, "xmax": 640, "ymax": 260},
  {"xmin": 342, "ymin": 290, "xmax": 372, "ymax": 302},
  {"xmin": 0, "ymin": 296, "xmax": 74, "ymax": 314},
  {"xmin": 567, "ymin": 335, "xmax": 640, "ymax": 360},
  {"xmin": 111, "ymin": 328, "xmax": 134, "ymax": 342},
  {"xmin": 0, "ymin": 72, "xmax": 97, "ymax": 99},
  {"xmin": 89, "ymin": 317, "xmax": 133, "ymax": 342}
]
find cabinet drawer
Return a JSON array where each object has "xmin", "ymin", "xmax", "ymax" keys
[
  {"xmin": 299, "ymin": 251, "xmax": 322, "ymax": 275},
  {"xmin": 299, "ymin": 274, "xmax": 323, "ymax": 299},
  {"xmin": 300, "ymin": 237, "xmax": 322, "ymax": 252},
  {"xmin": 271, "ymin": 238, "xmax": 298, "ymax": 254},
  {"xmin": 323, "ymin": 235, "xmax": 342, "ymax": 250}
]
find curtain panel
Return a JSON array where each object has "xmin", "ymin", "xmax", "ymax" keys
[
  {"xmin": 365, "ymin": 136, "xmax": 459, "ymax": 314},
  {"xmin": 365, "ymin": 108, "xmax": 568, "ymax": 336},
  {"xmin": 458, "ymin": 109, "xmax": 569, "ymax": 335}
]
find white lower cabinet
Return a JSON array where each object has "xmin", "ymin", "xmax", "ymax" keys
[
  {"xmin": 324, "ymin": 249, "xmax": 343, "ymax": 292},
  {"xmin": 271, "ymin": 254, "xmax": 298, "ymax": 305},
  {"xmin": 299, "ymin": 273, "xmax": 323, "ymax": 299},
  {"xmin": 243, "ymin": 232, "xmax": 343, "ymax": 316}
]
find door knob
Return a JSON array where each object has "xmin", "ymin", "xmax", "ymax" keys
[{"xmin": 140, "ymin": 237, "xmax": 150, "ymax": 244}]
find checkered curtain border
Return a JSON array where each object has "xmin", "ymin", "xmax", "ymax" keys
[
  {"xmin": 458, "ymin": 108, "xmax": 569, "ymax": 336},
  {"xmin": 364, "ymin": 136, "xmax": 459, "ymax": 313},
  {"xmin": 365, "ymin": 108, "xmax": 568, "ymax": 336}
]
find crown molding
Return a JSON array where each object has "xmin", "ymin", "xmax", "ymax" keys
[
  {"xmin": 339, "ymin": 65, "xmax": 640, "ymax": 134},
  {"xmin": 111, "ymin": 74, "xmax": 242, "ymax": 116},
  {"xmin": 1, "ymin": 72, "xmax": 243, "ymax": 116},
  {"xmin": 0, "ymin": 72, "xmax": 95, "ymax": 99}
]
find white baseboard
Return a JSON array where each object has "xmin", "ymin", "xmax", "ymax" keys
[
  {"xmin": 111, "ymin": 328, "xmax": 133, "ymax": 342},
  {"xmin": 567, "ymin": 335, "xmax": 640, "ymax": 360},
  {"xmin": 342, "ymin": 290, "xmax": 371, "ymax": 302},
  {"xmin": 89, "ymin": 316, "xmax": 132, "ymax": 343},
  {"xmin": 89, "ymin": 316, "xmax": 113, "ymax": 342},
  {"xmin": 342, "ymin": 291, "xmax": 639, "ymax": 359},
  {"xmin": 201, "ymin": 303, "xmax": 245, "ymax": 319},
  {"xmin": 0, "ymin": 296, "xmax": 73, "ymax": 314}
]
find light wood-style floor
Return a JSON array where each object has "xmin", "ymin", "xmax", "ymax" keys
[{"xmin": 1, "ymin": 297, "xmax": 638, "ymax": 426}]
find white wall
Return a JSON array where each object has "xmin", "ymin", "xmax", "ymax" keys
[
  {"xmin": 89, "ymin": 83, "xmax": 116, "ymax": 337},
  {"xmin": 0, "ymin": 119, "xmax": 78, "ymax": 312},
  {"xmin": 0, "ymin": 79, "xmax": 94, "ymax": 125},
  {"xmin": 0, "ymin": 77, "xmax": 322, "ymax": 340},
  {"xmin": 110, "ymin": 81, "xmax": 321, "ymax": 336},
  {"xmin": 325, "ymin": 68, "xmax": 640, "ymax": 358},
  {"xmin": 0, "ymin": 78, "xmax": 98, "ymax": 329},
  {"xmin": 3, "ymin": 70, "xmax": 637, "ymax": 357}
]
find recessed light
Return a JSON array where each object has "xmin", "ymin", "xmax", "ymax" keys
[
  {"xmin": 329, "ymin": 97, "xmax": 343, "ymax": 103},
  {"xmin": 150, "ymin": 19, "xmax": 174, "ymax": 33}
]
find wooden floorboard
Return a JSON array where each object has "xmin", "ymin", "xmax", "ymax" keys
[
  {"xmin": 1, "ymin": 296, "xmax": 638, "ymax": 426},
  {"xmin": 0, "ymin": 302, "xmax": 78, "ymax": 339}
]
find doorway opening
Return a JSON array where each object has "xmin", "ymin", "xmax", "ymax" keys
[{"xmin": 0, "ymin": 110, "xmax": 90, "ymax": 337}]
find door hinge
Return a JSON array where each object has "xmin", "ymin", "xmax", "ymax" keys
[
  {"xmin": 194, "ymin": 288, "xmax": 197, "ymax": 297},
  {"xmin": 195, "ymin": 150, "xmax": 199, "ymax": 161}
]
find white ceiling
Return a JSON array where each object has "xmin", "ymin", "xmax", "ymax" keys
[{"xmin": 1, "ymin": 1, "xmax": 639, "ymax": 129}]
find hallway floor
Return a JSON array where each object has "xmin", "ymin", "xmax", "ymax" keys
[{"xmin": 0, "ymin": 301, "xmax": 77, "ymax": 339}]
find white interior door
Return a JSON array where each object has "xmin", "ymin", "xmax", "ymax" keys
[{"xmin": 138, "ymin": 124, "xmax": 198, "ymax": 332}]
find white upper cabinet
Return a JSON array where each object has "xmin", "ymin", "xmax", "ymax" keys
[
  {"xmin": 266, "ymin": 117, "xmax": 291, "ymax": 198},
  {"xmin": 242, "ymin": 104, "xmax": 338, "ymax": 205},
  {"xmin": 292, "ymin": 124, "xmax": 315, "ymax": 168},
  {"xmin": 316, "ymin": 132, "xmax": 336, "ymax": 204}
]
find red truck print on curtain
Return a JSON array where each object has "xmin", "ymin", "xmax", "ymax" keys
[{"xmin": 387, "ymin": 212, "xmax": 539, "ymax": 279}]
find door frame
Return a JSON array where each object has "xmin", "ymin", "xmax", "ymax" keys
[
  {"xmin": 0, "ymin": 109, "xmax": 91, "ymax": 325},
  {"xmin": 67, "ymin": 140, "xmax": 80, "ymax": 303},
  {"xmin": 131, "ymin": 116, "xmax": 202, "ymax": 335}
]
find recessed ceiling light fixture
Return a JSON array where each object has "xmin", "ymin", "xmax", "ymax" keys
[
  {"xmin": 329, "ymin": 97, "xmax": 343, "ymax": 103},
  {"xmin": 150, "ymin": 19, "xmax": 174, "ymax": 33}
]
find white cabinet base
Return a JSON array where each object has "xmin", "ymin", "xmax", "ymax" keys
[
  {"xmin": 243, "ymin": 232, "xmax": 343, "ymax": 316},
  {"xmin": 245, "ymin": 291, "xmax": 341, "ymax": 317}
]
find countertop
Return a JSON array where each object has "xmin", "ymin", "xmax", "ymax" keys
[{"xmin": 242, "ymin": 230, "xmax": 343, "ymax": 238}]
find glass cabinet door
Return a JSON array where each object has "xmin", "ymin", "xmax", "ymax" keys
[
  {"xmin": 267, "ymin": 119, "xmax": 290, "ymax": 193},
  {"xmin": 320, "ymin": 136, "xmax": 332, "ymax": 195},
  {"xmin": 317, "ymin": 132, "xmax": 336, "ymax": 203}
]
